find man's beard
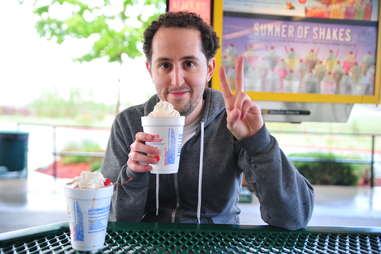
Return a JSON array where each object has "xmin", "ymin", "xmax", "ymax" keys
[{"xmin": 179, "ymin": 102, "xmax": 193, "ymax": 116}]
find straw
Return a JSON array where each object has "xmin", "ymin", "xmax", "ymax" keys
[{"xmin": 114, "ymin": 177, "xmax": 134, "ymax": 186}]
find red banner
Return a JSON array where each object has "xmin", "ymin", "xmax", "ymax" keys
[{"xmin": 168, "ymin": 0, "xmax": 212, "ymax": 24}]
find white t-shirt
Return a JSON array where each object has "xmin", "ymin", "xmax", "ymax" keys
[{"xmin": 182, "ymin": 116, "xmax": 201, "ymax": 145}]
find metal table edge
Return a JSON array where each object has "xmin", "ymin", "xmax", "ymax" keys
[
  {"xmin": 108, "ymin": 222, "xmax": 381, "ymax": 234},
  {"xmin": 0, "ymin": 221, "xmax": 68, "ymax": 244},
  {"xmin": 1, "ymin": 221, "xmax": 381, "ymax": 245}
]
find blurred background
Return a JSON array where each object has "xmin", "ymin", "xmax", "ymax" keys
[{"xmin": 0, "ymin": 0, "xmax": 380, "ymax": 233}]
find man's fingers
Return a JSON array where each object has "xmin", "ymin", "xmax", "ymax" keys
[
  {"xmin": 235, "ymin": 56, "xmax": 245, "ymax": 93},
  {"xmin": 127, "ymin": 159, "xmax": 152, "ymax": 172},
  {"xmin": 130, "ymin": 141, "xmax": 160, "ymax": 156},
  {"xmin": 128, "ymin": 134, "xmax": 161, "ymax": 173},
  {"xmin": 219, "ymin": 67, "xmax": 233, "ymax": 99},
  {"xmin": 233, "ymin": 92, "xmax": 250, "ymax": 116},
  {"xmin": 240, "ymin": 99, "xmax": 254, "ymax": 120},
  {"xmin": 135, "ymin": 132, "xmax": 162, "ymax": 143},
  {"xmin": 226, "ymin": 109, "xmax": 240, "ymax": 129},
  {"xmin": 128, "ymin": 151, "xmax": 159, "ymax": 164}
]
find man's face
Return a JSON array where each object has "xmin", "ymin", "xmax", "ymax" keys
[{"xmin": 146, "ymin": 27, "xmax": 215, "ymax": 116}]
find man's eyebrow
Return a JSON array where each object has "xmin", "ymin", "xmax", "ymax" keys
[
  {"xmin": 181, "ymin": 56, "xmax": 199, "ymax": 61},
  {"xmin": 154, "ymin": 56, "xmax": 199, "ymax": 62},
  {"xmin": 155, "ymin": 57, "xmax": 171, "ymax": 62}
]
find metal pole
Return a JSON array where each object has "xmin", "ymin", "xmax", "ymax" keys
[
  {"xmin": 52, "ymin": 126, "xmax": 57, "ymax": 180},
  {"xmin": 370, "ymin": 135, "xmax": 375, "ymax": 188}
]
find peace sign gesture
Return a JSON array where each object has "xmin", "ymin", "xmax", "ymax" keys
[{"xmin": 219, "ymin": 56, "xmax": 264, "ymax": 140}]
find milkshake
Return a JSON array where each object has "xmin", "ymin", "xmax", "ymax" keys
[
  {"xmin": 65, "ymin": 171, "xmax": 114, "ymax": 252},
  {"xmin": 142, "ymin": 101, "xmax": 185, "ymax": 174},
  {"xmin": 320, "ymin": 72, "xmax": 336, "ymax": 94}
]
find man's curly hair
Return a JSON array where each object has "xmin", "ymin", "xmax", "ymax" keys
[{"xmin": 143, "ymin": 11, "xmax": 220, "ymax": 62}]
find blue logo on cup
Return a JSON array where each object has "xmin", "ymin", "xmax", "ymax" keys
[
  {"xmin": 167, "ymin": 128, "xmax": 176, "ymax": 164},
  {"xmin": 74, "ymin": 201, "xmax": 84, "ymax": 241}
]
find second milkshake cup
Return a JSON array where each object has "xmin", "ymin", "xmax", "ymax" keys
[
  {"xmin": 64, "ymin": 184, "xmax": 113, "ymax": 251},
  {"xmin": 64, "ymin": 171, "xmax": 114, "ymax": 252},
  {"xmin": 141, "ymin": 116, "xmax": 185, "ymax": 174}
]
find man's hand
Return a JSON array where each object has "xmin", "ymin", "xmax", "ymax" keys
[
  {"xmin": 219, "ymin": 56, "xmax": 264, "ymax": 140},
  {"xmin": 127, "ymin": 132, "xmax": 161, "ymax": 172}
]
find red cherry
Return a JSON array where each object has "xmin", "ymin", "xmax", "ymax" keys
[
  {"xmin": 104, "ymin": 178, "xmax": 112, "ymax": 186},
  {"xmin": 299, "ymin": 0, "xmax": 307, "ymax": 4}
]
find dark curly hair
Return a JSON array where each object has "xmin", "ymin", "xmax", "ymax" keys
[{"xmin": 143, "ymin": 11, "xmax": 219, "ymax": 62}]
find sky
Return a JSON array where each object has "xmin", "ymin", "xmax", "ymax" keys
[{"xmin": 0, "ymin": 1, "xmax": 155, "ymax": 107}]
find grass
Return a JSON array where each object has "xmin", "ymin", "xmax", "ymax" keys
[
  {"xmin": 60, "ymin": 140, "xmax": 104, "ymax": 171},
  {"xmin": 290, "ymin": 152, "xmax": 366, "ymax": 186}
]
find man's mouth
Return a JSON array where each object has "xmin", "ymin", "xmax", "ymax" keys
[{"xmin": 169, "ymin": 89, "xmax": 190, "ymax": 97}]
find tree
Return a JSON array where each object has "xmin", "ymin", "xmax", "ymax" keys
[{"xmin": 29, "ymin": 0, "xmax": 165, "ymax": 63}]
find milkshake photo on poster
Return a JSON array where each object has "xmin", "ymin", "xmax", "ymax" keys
[{"xmin": 223, "ymin": 0, "xmax": 379, "ymax": 21}]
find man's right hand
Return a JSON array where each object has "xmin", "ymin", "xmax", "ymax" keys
[{"xmin": 127, "ymin": 132, "xmax": 162, "ymax": 172}]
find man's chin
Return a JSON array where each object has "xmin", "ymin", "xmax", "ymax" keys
[
  {"xmin": 173, "ymin": 103, "xmax": 192, "ymax": 116},
  {"xmin": 165, "ymin": 95, "xmax": 194, "ymax": 115}
]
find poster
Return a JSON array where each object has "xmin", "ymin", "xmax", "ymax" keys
[
  {"xmin": 222, "ymin": 14, "xmax": 378, "ymax": 96},
  {"xmin": 223, "ymin": 0, "xmax": 379, "ymax": 21}
]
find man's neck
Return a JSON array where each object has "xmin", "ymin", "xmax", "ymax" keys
[{"xmin": 185, "ymin": 99, "xmax": 204, "ymax": 126}]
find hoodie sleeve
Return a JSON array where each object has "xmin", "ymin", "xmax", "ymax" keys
[
  {"xmin": 237, "ymin": 125, "xmax": 314, "ymax": 230},
  {"xmin": 101, "ymin": 113, "xmax": 149, "ymax": 222}
]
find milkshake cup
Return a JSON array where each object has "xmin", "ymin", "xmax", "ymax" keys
[
  {"xmin": 64, "ymin": 181, "xmax": 113, "ymax": 251},
  {"xmin": 142, "ymin": 116, "xmax": 185, "ymax": 174}
]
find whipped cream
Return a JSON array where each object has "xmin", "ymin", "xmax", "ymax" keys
[
  {"xmin": 68, "ymin": 171, "xmax": 107, "ymax": 189},
  {"xmin": 148, "ymin": 101, "xmax": 180, "ymax": 117}
]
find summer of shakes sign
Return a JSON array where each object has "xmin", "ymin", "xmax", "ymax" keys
[{"xmin": 222, "ymin": 15, "xmax": 377, "ymax": 98}]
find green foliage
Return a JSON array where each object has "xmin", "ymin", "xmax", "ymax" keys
[
  {"xmin": 90, "ymin": 161, "xmax": 102, "ymax": 172},
  {"xmin": 61, "ymin": 140, "xmax": 103, "ymax": 166},
  {"xmin": 290, "ymin": 153, "xmax": 366, "ymax": 186},
  {"xmin": 30, "ymin": 0, "xmax": 165, "ymax": 63},
  {"xmin": 27, "ymin": 89, "xmax": 112, "ymax": 124}
]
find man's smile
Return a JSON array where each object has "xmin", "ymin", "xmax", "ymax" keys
[{"xmin": 168, "ymin": 89, "xmax": 190, "ymax": 98}]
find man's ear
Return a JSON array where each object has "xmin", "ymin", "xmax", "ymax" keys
[
  {"xmin": 146, "ymin": 61, "xmax": 152, "ymax": 76},
  {"xmin": 207, "ymin": 57, "xmax": 216, "ymax": 82}
]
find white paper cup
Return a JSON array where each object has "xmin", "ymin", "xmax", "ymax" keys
[
  {"xmin": 141, "ymin": 116, "xmax": 185, "ymax": 174},
  {"xmin": 64, "ymin": 185, "xmax": 113, "ymax": 251}
]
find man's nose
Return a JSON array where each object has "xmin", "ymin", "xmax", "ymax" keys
[{"xmin": 170, "ymin": 65, "xmax": 184, "ymax": 87}]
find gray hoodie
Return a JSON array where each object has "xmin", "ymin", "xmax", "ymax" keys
[{"xmin": 101, "ymin": 88, "xmax": 314, "ymax": 230}]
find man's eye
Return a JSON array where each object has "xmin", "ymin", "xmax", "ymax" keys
[
  {"xmin": 159, "ymin": 63, "xmax": 171, "ymax": 69},
  {"xmin": 184, "ymin": 61, "xmax": 195, "ymax": 68}
]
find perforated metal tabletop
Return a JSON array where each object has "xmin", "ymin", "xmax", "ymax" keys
[{"xmin": 1, "ymin": 222, "xmax": 381, "ymax": 253}]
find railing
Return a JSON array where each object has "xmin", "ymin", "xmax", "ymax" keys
[
  {"xmin": 15, "ymin": 122, "xmax": 109, "ymax": 178},
  {"xmin": 14, "ymin": 122, "xmax": 381, "ymax": 187}
]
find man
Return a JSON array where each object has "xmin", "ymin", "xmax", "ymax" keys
[{"xmin": 101, "ymin": 11, "xmax": 314, "ymax": 230}]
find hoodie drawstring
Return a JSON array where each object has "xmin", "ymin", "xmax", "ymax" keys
[
  {"xmin": 156, "ymin": 173, "xmax": 159, "ymax": 216},
  {"xmin": 197, "ymin": 121, "xmax": 205, "ymax": 224}
]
